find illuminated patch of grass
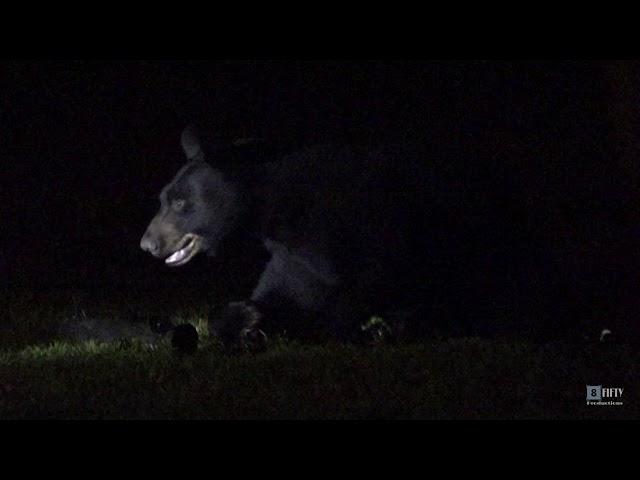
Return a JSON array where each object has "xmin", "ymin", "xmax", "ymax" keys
[{"xmin": 0, "ymin": 337, "xmax": 638, "ymax": 419}]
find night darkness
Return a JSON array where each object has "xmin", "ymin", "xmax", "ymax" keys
[
  {"xmin": 2, "ymin": 58, "xmax": 640, "ymax": 420},
  {"xmin": 2, "ymin": 62, "xmax": 636, "ymax": 297}
]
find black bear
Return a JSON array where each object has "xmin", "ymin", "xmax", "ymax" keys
[{"xmin": 139, "ymin": 126, "xmax": 573, "ymax": 347}]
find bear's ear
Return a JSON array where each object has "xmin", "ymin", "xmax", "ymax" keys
[{"xmin": 181, "ymin": 125, "xmax": 205, "ymax": 162}]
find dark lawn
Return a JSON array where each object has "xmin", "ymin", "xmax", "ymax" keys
[{"xmin": 0, "ymin": 288, "xmax": 637, "ymax": 420}]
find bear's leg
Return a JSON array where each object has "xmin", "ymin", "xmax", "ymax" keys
[
  {"xmin": 208, "ymin": 300, "xmax": 267, "ymax": 352},
  {"xmin": 255, "ymin": 252, "xmax": 340, "ymax": 341},
  {"xmin": 209, "ymin": 247, "xmax": 340, "ymax": 349},
  {"xmin": 208, "ymin": 252, "xmax": 284, "ymax": 351}
]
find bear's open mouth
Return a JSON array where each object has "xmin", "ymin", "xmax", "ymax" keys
[{"xmin": 165, "ymin": 234, "xmax": 203, "ymax": 267}]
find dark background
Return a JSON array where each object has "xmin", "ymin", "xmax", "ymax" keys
[{"xmin": 1, "ymin": 60, "xmax": 639, "ymax": 335}]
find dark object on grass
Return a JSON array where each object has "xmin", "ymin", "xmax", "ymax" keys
[{"xmin": 172, "ymin": 323, "xmax": 199, "ymax": 355}]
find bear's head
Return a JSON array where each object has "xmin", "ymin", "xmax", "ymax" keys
[{"xmin": 140, "ymin": 126, "xmax": 245, "ymax": 266}]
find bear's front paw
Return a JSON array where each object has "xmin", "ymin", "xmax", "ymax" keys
[
  {"xmin": 209, "ymin": 301, "xmax": 268, "ymax": 352},
  {"xmin": 240, "ymin": 324, "xmax": 268, "ymax": 353}
]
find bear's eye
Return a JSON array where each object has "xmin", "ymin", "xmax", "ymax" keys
[{"xmin": 172, "ymin": 199, "xmax": 186, "ymax": 211}]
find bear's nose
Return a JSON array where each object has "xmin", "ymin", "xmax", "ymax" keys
[{"xmin": 140, "ymin": 236, "xmax": 159, "ymax": 254}]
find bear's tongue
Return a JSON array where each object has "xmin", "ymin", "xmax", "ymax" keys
[{"xmin": 165, "ymin": 237, "xmax": 195, "ymax": 265}]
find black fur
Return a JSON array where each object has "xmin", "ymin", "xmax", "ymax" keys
[{"xmin": 141, "ymin": 126, "xmax": 633, "ymax": 347}]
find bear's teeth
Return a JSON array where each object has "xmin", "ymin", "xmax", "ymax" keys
[
  {"xmin": 165, "ymin": 237, "xmax": 195, "ymax": 264},
  {"xmin": 165, "ymin": 248, "xmax": 186, "ymax": 264}
]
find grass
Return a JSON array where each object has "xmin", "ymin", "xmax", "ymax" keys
[{"xmin": 0, "ymin": 288, "xmax": 638, "ymax": 420}]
